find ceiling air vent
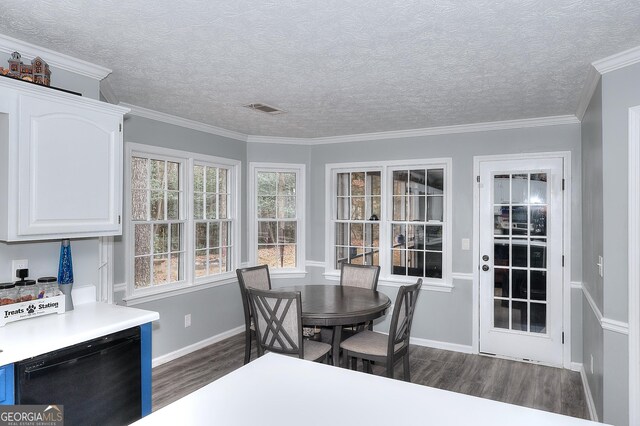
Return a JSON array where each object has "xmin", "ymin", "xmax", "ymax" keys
[{"xmin": 243, "ymin": 103, "xmax": 286, "ymax": 115}]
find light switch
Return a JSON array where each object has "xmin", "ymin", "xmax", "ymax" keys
[{"xmin": 461, "ymin": 238, "xmax": 470, "ymax": 251}]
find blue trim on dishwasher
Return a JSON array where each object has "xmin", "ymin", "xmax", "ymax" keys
[
  {"xmin": 0, "ymin": 364, "xmax": 15, "ymax": 405},
  {"xmin": 140, "ymin": 322, "xmax": 152, "ymax": 417}
]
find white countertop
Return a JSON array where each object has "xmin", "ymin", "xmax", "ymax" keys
[
  {"xmin": 0, "ymin": 302, "xmax": 159, "ymax": 365},
  {"xmin": 132, "ymin": 353, "xmax": 603, "ymax": 426}
]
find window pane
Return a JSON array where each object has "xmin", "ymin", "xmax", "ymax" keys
[
  {"xmin": 258, "ymin": 245, "xmax": 278, "ymax": 267},
  {"xmin": 134, "ymin": 257, "xmax": 151, "ymax": 288},
  {"xmin": 153, "ymin": 254, "xmax": 168, "ymax": 284},
  {"xmin": 530, "ymin": 303, "xmax": 547, "ymax": 333},
  {"xmin": 392, "ymin": 224, "xmax": 406, "ymax": 248},
  {"xmin": 193, "ymin": 193, "xmax": 203, "ymax": 219},
  {"xmin": 132, "ymin": 189, "xmax": 148, "ymax": 221},
  {"xmin": 393, "ymin": 196, "xmax": 405, "ymax": 221},
  {"xmin": 425, "ymin": 252, "xmax": 442, "ymax": 278},
  {"xmin": 369, "ymin": 172, "xmax": 381, "ymax": 195},
  {"xmin": 427, "ymin": 196, "xmax": 443, "ymax": 221},
  {"xmin": 336, "ymin": 247, "xmax": 349, "ymax": 268},
  {"xmin": 131, "ymin": 157, "xmax": 148, "ymax": 189},
  {"xmin": 278, "ymin": 173, "xmax": 296, "ymax": 195},
  {"xmin": 219, "ymin": 194, "xmax": 228, "ymax": 219},
  {"xmin": 494, "ymin": 174, "xmax": 510, "ymax": 204},
  {"xmin": 337, "ymin": 197, "xmax": 350, "ymax": 220},
  {"xmin": 512, "ymin": 301, "xmax": 528, "ymax": 331},
  {"xmin": 196, "ymin": 223, "xmax": 207, "ymax": 249},
  {"xmin": 371, "ymin": 196, "xmax": 381, "ymax": 219},
  {"xmin": 351, "ymin": 172, "xmax": 365, "ymax": 196},
  {"xmin": 336, "ymin": 222, "xmax": 349, "ymax": 246},
  {"xmin": 151, "ymin": 160, "xmax": 165, "ymax": 190},
  {"xmin": 365, "ymin": 223, "xmax": 379, "ymax": 247},
  {"xmin": 150, "ymin": 190, "xmax": 165, "ymax": 220},
  {"xmin": 218, "ymin": 169, "xmax": 228, "ymax": 193},
  {"xmin": 350, "ymin": 223, "xmax": 364, "ymax": 247},
  {"xmin": 282, "ymin": 244, "xmax": 297, "ymax": 268},
  {"xmin": 170, "ymin": 254, "xmax": 180, "ymax": 282},
  {"xmin": 221, "ymin": 222, "xmax": 230, "ymax": 246},
  {"xmin": 167, "ymin": 191, "xmax": 179, "ymax": 220},
  {"xmin": 259, "ymin": 221, "xmax": 276, "ymax": 244},
  {"xmin": 337, "ymin": 173, "xmax": 350, "ymax": 196},
  {"xmin": 427, "ymin": 169, "xmax": 444, "ymax": 195},
  {"xmin": 206, "ymin": 167, "xmax": 217, "ymax": 193},
  {"xmin": 193, "ymin": 165, "xmax": 204, "ymax": 192},
  {"xmin": 494, "ymin": 300, "xmax": 509, "ymax": 329},
  {"xmin": 512, "ymin": 269, "xmax": 527, "ymax": 299},
  {"xmin": 258, "ymin": 172, "xmax": 277, "ymax": 195},
  {"xmin": 135, "ymin": 224, "xmax": 151, "ymax": 256},
  {"xmin": 392, "ymin": 249, "xmax": 406, "ymax": 275},
  {"xmin": 351, "ymin": 197, "xmax": 365, "ymax": 220},
  {"xmin": 258, "ymin": 196, "xmax": 276, "ymax": 218},
  {"xmin": 530, "ymin": 174, "xmax": 547, "ymax": 204},
  {"xmin": 206, "ymin": 194, "xmax": 217, "ymax": 219},
  {"xmin": 393, "ymin": 170, "xmax": 408, "ymax": 195},
  {"xmin": 407, "ymin": 251, "xmax": 423, "ymax": 277},
  {"xmin": 195, "ymin": 249, "xmax": 207, "ymax": 277},
  {"xmin": 409, "ymin": 170, "xmax": 425, "ymax": 195},
  {"xmin": 512, "ymin": 174, "xmax": 529, "ymax": 204},
  {"xmin": 221, "ymin": 247, "xmax": 230, "ymax": 272},
  {"xmin": 171, "ymin": 224, "xmax": 181, "ymax": 252},
  {"xmin": 208, "ymin": 248, "xmax": 220, "ymax": 275},
  {"xmin": 279, "ymin": 221, "xmax": 297, "ymax": 244},
  {"xmin": 209, "ymin": 222, "xmax": 220, "ymax": 247},
  {"xmin": 167, "ymin": 162, "xmax": 179, "ymax": 191},
  {"xmin": 425, "ymin": 226, "xmax": 442, "ymax": 251},
  {"xmin": 407, "ymin": 196, "xmax": 425, "ymax": 221},
  {"xmin": 278, "ymin": 196, "xmax": 296, "ymax": 219}
]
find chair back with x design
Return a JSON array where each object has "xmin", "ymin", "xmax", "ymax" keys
[
  {"xmin": 388, "ymin": 278, "xmax": 422, "ymax": 356},
  {"xmin": 247, "ymin": 288, "xmax": 304, "ymax": 359}
]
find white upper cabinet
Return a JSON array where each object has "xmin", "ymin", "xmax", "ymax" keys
[{"xmin": 0, "ymin": 78, "xmax": 129, "ymax": 241}]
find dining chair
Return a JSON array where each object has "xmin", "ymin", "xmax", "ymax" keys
[
  {"xmin": 247, "ymin": 288, "xmax": 331, "ymax": 362},
  {"xmin": 236, "ymin": 265, "xmax": 272, "ymax": 364},
  {"xmin": 339, "ymin": 263, "xmax": 381, "ymax": 290},
  {"xmin": 340, "ymin": 278, "xmax": 422, "ymax": 381}
]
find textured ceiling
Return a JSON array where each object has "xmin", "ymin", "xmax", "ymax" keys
[{"xmin": 1, "ymin": 1, "xmax": 639, "ymax": 138}]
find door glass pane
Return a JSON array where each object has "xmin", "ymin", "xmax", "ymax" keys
[
  {"xmin": 511, "ymin": 206, "xmax": 529, "ymax": 236},
  {"xmin": 512, "ymin": 174, "xmax": 528, "ymax": 204},
  {"xmin": 530, "ymin": 173, "xmax": 547, "ymax": 204},
  {"xmin": 512, "ymin": 301, "xmax": 528, "ymax": 331},
  {"xmin": 530, "ymin": 242, "xmax": 547, "ymax": 268},
  {"xmin": 530, "ymin": 271, "xmax": 547, "ymax": 301},
  {"xmin": 512, "ymin": 239, "xmax": 528, "ymax": 267},
  {"xmin": 530, "ymin": 303, "xmax": 547, "ymax": 333},
  {"xmin": 512, "ymin": 269, "xmax": 527, "ymax": 299},
  {"xmin": 494, "ymin": 206, "xmax": 508, "ymax": 236},
  {"xmin": 493, "ymin": 174, "xmax": 510, "ymax": 204},
  {"xmin": 531, "ymin": 206, "xmax": 547, "ymax": 236},
  {"xmin": 494, "ymin": 268, "xmax": 509, "ymax": 297},
  {"xmin": 494, "ymin": 238, "xmax": 509, "ymax": 266},
  {"xmin": 494, "ymin": 300, "xmax": 509, "ymax": 329}
]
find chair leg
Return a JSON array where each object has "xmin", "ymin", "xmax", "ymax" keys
[
  {"xmin": 351, "ymin": 355, "xmax": 358, "ymax": 371},
  {"xmin": 403, "ymin": 353, "xmax": 410, "ymax": 382},
  {"xmin": 386, "ymin": 358, "xmax": 394, "ymax": 379},
  {"xmin": 363, "ymin": 359, "xmax": 372, "ymax": 374},
  {"xmin": 244, "ymin": 330, "xmax": 252, "ymax": 365}
]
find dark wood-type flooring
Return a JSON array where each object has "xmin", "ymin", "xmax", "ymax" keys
[{"xmin": 152, "ymin": 333, "xmax": 590, "ymax": 420}]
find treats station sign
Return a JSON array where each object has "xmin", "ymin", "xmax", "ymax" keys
[{"xmin": 0, "ymin": 296, "xmax": 65, "ymax": 326}]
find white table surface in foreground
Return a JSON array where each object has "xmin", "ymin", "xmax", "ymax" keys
[{"xmin": 133, "ymin": 353, "xmax": 603, "ymax": 426}]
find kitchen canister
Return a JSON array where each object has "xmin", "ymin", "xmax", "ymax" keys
[{"xmin": 58, "ymin": 239, "xmax": 74, "ymax": 311}]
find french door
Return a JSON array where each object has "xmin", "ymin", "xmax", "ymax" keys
[{"xmin": 478, "ymin": 157, "xmax": 564, "ymax": 366}]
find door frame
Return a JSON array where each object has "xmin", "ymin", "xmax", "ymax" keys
[{"xmin": 472, "ymin": 151, "xmax": 572, "ymax": 368}]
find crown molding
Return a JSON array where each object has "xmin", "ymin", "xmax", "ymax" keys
[
  {"xmin": 99, "ymin": 79, "xmax": 119, "ymax": 105},
  {"xmin": 0, "ymin": 33, "xmax": 111, "ymax": 80},
  {"xmin": 247, "ymin": 115, "xmax": 580, "ymax": 145},
  {"xmin": 121, "ymin": 103, "xmax": 248, "ymax": 142},
  {"xmin": 593, "ymin": 44, "xmax": 640, "ymax": 74},
  {"xmin": 575, "ymin": 65, "xmax": 601, "ymax": 122}
]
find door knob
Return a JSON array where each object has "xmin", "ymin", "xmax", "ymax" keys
[
  {"xmin": 482, "ymin": 255, "xmax": 489, "ymax": 261},
  {"xmin": 482, "ymin": 265, "xmax": 490, "ymax": 271}
]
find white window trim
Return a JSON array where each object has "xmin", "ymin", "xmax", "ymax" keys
[
  {"xmin": 324, "ymin": 158, "xmax": 453, "ymax": 292},
  {"xmin": 123, "ymin": 142, "xmax": 241, "ymax": 303},
  {"xmin": 248, "ymin": 162, "xmax": 306, "ymax": 277}
]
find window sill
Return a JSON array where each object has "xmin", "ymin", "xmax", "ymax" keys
[
  {"xmin": 322, "ymin": 271, "xmax": 454, "ymax": 293},
  {"xmin": 123, "ymin": 273, "xmax": 238, "ymax": 306},
  {"xmin": 269, "ymin": 269, "xmax": 308, "ymax": 279}
]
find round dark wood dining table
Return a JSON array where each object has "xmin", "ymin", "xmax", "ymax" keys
[{"xmin": 276, "ymin": 284, "xmax": 391, "ymax": 366}]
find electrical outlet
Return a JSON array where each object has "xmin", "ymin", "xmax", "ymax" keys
[
  {"xmin": 11, "ymin": 259, "xmax": 28, "ymax": 279},
  {"xmin": 597, "ymin": 256, "xmax": 604, "ymax": 277},
  {"xmin": 590, "ymin": 354, "xmax": 594, "ymax": 374},
  {"xmin": 184, "ymin": 314, "xmax": 191, "ymax": 328}
]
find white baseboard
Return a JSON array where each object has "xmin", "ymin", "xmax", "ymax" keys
[
  {"xmin": 575, "ymin": 362, "xmax": 598, "ymax": 422},
  {"xmin": 410, "ymin": 336, "xmax": 474, "ymax": 354},
  {"xmin": 152, "ymin": 325, "xmax": 244, "ymax": 368}
]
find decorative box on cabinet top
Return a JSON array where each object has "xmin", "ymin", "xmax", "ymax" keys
[{"xmin": 0, "ymin": 77, "xmax": 129, "ymax": 241}]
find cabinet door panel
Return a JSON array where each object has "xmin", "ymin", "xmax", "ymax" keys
[{"xmin": 18, "ymin": 95, "xmax": 122, "ymax": 236}]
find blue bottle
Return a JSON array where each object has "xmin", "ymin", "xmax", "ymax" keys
[{"xmin": 58, "ymin": 239, "xmax": 74, "ymax": 311}]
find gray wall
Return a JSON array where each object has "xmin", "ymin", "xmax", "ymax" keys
[
  {"xmin": 581, "ymin": 78, "xmax": 604, "ymax": 420},
  {"xmin": 598, "ymin": 61, "xmax": 640, "ymax": 426},
  {"xmin": 248, "ymin": 122, "xmax": 583, "ymax": 353},
  {"xmin": 116, "ymin": 115, "xmax": 247, "ymax": 358}
]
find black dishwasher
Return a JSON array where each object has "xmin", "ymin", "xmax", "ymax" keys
[{"xmin": 15, "ymin": 326, "xmax": 142, "ymax": 426}]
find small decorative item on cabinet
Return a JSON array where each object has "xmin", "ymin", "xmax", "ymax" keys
[
  {"xmin": 58, "ymin": 239, "xmax": 74, "ymax": 312},
  {"xmin": 0, "ymin": 51, "xmax": 51, "ymax": 86}
]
